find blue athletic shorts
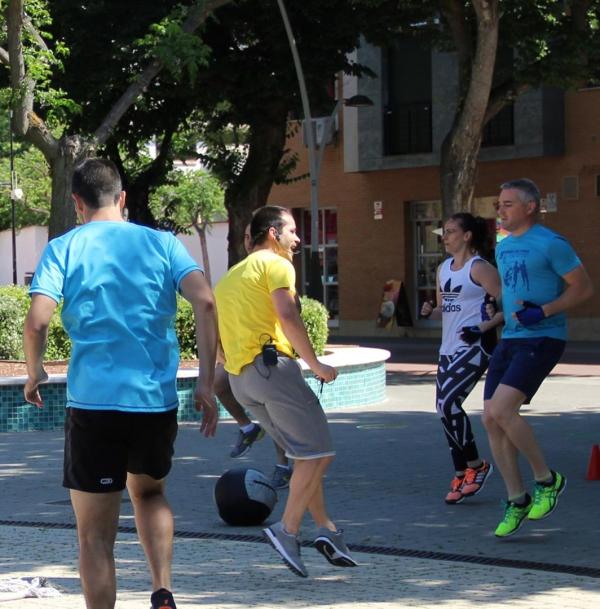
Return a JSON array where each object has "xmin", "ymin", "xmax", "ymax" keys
[{"xmin": 483, "ymin": 337, "xmax": 565, "ymax": 403}]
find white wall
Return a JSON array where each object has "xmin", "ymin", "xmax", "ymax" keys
[
  {"xmin": 176, "ymin": 221, "xmax": 229, "ymax": 287},
  {"xmin": 0, "ymin": 222, "xmax": 229, "ymax": 287},
  {"xmin": 0, "ymin": 225, "xmax": 47, "ymax": 285}
]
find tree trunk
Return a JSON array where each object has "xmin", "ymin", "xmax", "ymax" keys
[
  {"xmin": 106, "ymin": 129, "xmax": 178, "ymax": 228},
  {"xmin": 440, "ymin": 125, "xmax": 482, "ymax": 217},
  {"xmin": 48, "ymin": 135, "xmax": 93, "ymax": 239},
  {"xmin": 193, "ymin": 222, "xmax": 212, "ymax": 286},
  {"xmin": 439, "ymin": 0, "xmax": 500, "ymax": 218},
  {"xmin": 224, "ymin": 103, "xmax": 288, "ymax": 267}
]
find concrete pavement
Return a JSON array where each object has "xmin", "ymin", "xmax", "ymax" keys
[
  {"xmin": 1, "ymin": 352, "xmax": 600, "ymax": 607},
  {"xmin": 2, "ymin": 522, "xmax": 600, "ymax": 609}
]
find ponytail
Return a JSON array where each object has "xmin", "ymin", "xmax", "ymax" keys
[{"xmin": 449, "ymin": 213, "xmax": 493, "ymax": 261}]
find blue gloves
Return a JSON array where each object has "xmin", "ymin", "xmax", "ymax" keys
[
  {"xmin": 515, "ymin": 301, "xmax": 545, "ymax": 326},
  {"xmin": 460, "ymin": 326, "xmax": 482, "ymax": 344}
]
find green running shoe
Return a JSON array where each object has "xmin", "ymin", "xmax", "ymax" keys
[
  {"xmin": 528, "ymin": 471, "xmax": 566, "ymax": 521},
  {"xmin": 494, "ymin": 498, "xmax": 532, "ymax": 538}
]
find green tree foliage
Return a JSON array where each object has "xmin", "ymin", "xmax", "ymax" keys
[
  {"xmin": 1, "ymin": 0, "xmax": 230, "ymax": 239},
  {"xmin": 150, "ymin": 170, "xmax": 225, "ymax": 232},
  {"xmin": 186, "ymin": 0, "xmax": 383, "ymax": 265},
  {"xmin": 51, "ymin": 0, "xmax": 388, "ymax": 263},
  {"xmin": 0, "ymin": 106, "xmax": 51, "ymax": 230},
  {"xmin": 150, "ymin": 169, "xmax": 225, "ymax": 284}
]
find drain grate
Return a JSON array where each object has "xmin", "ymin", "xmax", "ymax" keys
[
  {"xmin": 1, "ymin": 519, "xmax": 598, "ymax": 579},
  {"xmin": 45, "ymin": 499, "xmax": 131, "ymax": 506}
]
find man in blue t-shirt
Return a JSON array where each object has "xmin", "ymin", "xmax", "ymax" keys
[
  {"xmin": 483, "ymin": 178, "xmax": 593, "ymax": 539},
  {"xmin": 23, "ymin": 158, "xmax": 218, "ymax": 609}
]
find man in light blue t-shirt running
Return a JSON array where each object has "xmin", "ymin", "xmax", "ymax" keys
[
  {"xmin": 23, "ymin": 158, "xmax": 218, "ymax": 609},
  {"xmin": 483, "ymin": 178, "xmax": 593, "ymax": 538}
]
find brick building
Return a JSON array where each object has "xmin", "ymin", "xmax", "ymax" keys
[{"xmin": 268, "ymin": 41, "xmax": 600, "ymax": 340}]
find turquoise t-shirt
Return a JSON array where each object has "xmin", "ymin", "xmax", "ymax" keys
[
  {"xmin": 30, "ymin": 221, "xmax": 201, "ymax": 412},
  {"xmin": 496, "ymin": 224, "xmax": 581, "ymax": 340}
]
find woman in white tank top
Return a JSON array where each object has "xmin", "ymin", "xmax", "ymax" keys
[{"xmin": 420, "ymin": 213, "xmax": 502, "ymax": 505}]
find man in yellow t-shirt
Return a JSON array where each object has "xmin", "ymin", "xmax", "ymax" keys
[
  {"xmin": 214, "ymin": 224, "xmax": 291, "ymax": 488},
  {"xmin": 215, "ymin": 206, "xmax": 357, "ymax": 578}
]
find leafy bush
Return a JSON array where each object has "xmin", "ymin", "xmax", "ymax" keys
[
  {"xmin": 45, "ymin": 305, "xmax": 71, "ymax": 360},
  {"xmin": 0, "ymin": 285, "xmax": 71, "ymax": 360},
  {"xmin": 175, "ymin": 294, "xmax": 197, "ymax": 359},
  {"xmin": 174, "ymin": 295, "xmax": 329, "ymax": 358},
  {"xmin": 0, "ymin": 287, "xmax": 329, "ymax": 363},
  {"xmin": 299, "ymin": 296, "xmax": 329, "ymax": 356},
  {"xmin": 0, "ymin": 287, "xmax": 27, "ymax": 359}
]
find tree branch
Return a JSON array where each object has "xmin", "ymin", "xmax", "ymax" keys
[
  {"xmin": 94, "ymin": 0, "xmax": 232, "ymax": 145},
  {"xmin": 0, "ymin": 46, "xmax": 9, "ymax": 65},
  {"xmin": 568, "ymin": 0, "xmax": 592, "ymax": 32},
  {"xmin": 7, "ymin": 0, "xmax": 33, "ymax": 126},
  {"xmin": 484, "ymin": 79, "xmax": 529, "ymax": 125},
  {"xmin": 23, "ymin": 13, "xmax": 50, "ymax": 52},
  {"xmin": 6, "ymin": 0, "xmax": 59, "ymax": 160}
]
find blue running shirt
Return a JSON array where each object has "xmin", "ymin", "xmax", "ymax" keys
[
  {"xmin": 496, "ymin": 224, "xmax": 581, "ymax": 340},
  {"xmin": 30, "ymin": 221, "xmax": 201, "ymax": 412}
]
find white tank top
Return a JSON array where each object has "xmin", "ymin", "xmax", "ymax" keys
[{"xmin": 439, "ymin": 256, "xmax": 486, "ymax": 355}]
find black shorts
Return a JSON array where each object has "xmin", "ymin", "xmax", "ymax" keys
[{"xmin": 63, "ymin": 407, "xmax": 178, "ymax": 493}]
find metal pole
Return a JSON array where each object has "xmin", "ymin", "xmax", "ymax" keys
[
  {"xmin": 9, "ymin": 109, "xmax": 17, "ymax": 285},
  {"xmin": 276, "ymin": 0, "xmax": 322, "ymax": 301}
]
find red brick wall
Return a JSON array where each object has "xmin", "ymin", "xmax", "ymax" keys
[{"xmin": 269, "ymin": 89, "xmax": 600, "ymax": 322}]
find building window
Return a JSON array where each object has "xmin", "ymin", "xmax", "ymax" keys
[
  {"xmin": 481, "ymin": 104, "xmax": 514, "ymax": 147},
  {"xmin": 482, "ymin": 45, "xmax": 515, "ymax": 148},
  {"xmin": 384, "ymin": 39, "xmax": 432, "ymax": 155},
  {"xmin": 294, "ymin": 208, "xmax": 339, "ymax": 323}
]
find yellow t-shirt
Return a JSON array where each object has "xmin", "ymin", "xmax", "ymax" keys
[{"xmin": 214, "ymin": 249, "xmax": 296, "ymax": 375}]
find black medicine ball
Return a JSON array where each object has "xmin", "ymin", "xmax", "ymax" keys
[{"xmin": 214, "ymin": 468, "xmax": 278, "ymax": 526}]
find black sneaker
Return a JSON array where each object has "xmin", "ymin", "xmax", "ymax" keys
[
  {"xmin": 150, "ymin": 588, "xmax": 177, "ymax": 609},
  {"xmin": 230, "ymin": 424, "xmax": 266, "ymax": 458}
]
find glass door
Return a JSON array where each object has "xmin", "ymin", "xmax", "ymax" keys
[
  {"xmin": 295, "ymin": 208, "xmax": 339, "ymax": 323},
  {"xmin": 411, "ymin": 201, "xmax": 444, "ymax": 318}
]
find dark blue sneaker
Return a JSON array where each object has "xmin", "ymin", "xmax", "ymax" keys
[
  {"xmin": 230, "ymin": 424, "xmax": 265, "ymax": 458},
  {"xmin": 150, "ymin": 588, "xmax": 176, "ymax": 609}
]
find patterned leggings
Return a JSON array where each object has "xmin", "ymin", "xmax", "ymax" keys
[{"xmin": 436, "ymin": 346, "xmax": 490, "ymax": 472}]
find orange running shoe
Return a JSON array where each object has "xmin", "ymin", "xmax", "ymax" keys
[
  {"xmin": 445, "ymin": 476, "xmax": 465, "ymax": 504},
  {"xmin": 462, "ymin": 461, "xmax": 493, "ymax": 497}
]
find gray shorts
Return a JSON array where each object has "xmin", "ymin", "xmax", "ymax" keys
[{"xmin": 229, "ymin": 355, "xmax": 335, "ymax": 460}]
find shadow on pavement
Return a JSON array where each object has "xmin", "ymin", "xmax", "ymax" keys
[{"xmin": 1, "ymin": 407, "xmax": 599, "ymax": 582}]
